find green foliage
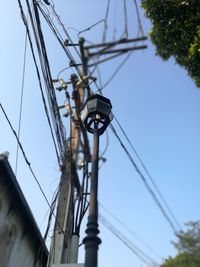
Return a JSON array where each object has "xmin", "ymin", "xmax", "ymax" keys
[
  {"xmin": 160, "ymin": 221, "xmax": 200, "ymax": 267},
  {"xmin": 141, "ymin": 0, "xmax": 200, "ymax": 87},
  {"xmin": 161, "ymin": 252, "xmax": 200, "ymax": 267},
  {"xmin": 173, "ymin": 221, "xmax": 200, "ymax": 254}
]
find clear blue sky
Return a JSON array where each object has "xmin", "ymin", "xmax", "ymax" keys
[{"xmin": 1, "ymin": 1, "xmax": 200, "ymax": 267}]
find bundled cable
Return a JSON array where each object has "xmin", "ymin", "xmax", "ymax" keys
[{"xmin": 25, "ymin": 0, "xmax": 66, "ymax": 164}]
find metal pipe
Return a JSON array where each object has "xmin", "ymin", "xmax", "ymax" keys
[{"xmin": 83, "ymin": 127, "xmax": 101, "ymax": 267}]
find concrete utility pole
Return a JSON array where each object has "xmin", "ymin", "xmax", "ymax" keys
[
  {"xmin": 48, "ymin": 73, "xmax": 87, "ymax": 267},
  {"xmin": 48, "ymin": 147, "xmax": 73, "ymax": 265}
]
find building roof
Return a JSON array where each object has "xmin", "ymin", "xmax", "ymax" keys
[{"xmin": 0, "ymin": 156, "xmax": 48, "ymax": 263}]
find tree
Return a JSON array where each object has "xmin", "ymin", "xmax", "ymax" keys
[
  {"xmin": 141, "ymin": 0, "xmax": 200, "ymax": 87},
  {"xmin": 161, "ymin": 252, "xmax": 200, "ymax": 267},
  {"xmin": 160, "ymin": 221, "xmax": 200, "ymax": 267},
  {"xmin": 173, "ymin": 221, "xmax": 200, "ymax": 254}
]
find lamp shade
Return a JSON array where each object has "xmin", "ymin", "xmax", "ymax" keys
[{"xmin": 81, "ymin": 94, "xmax": 113, "ymax": 135}]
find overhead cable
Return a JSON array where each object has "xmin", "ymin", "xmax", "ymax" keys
[
  {"xmin": 99, "ymin": 203, "xmax": 163, "ymax": 260},
  {"xmin": 17, "ymin": 0, "xmax": 60, "ymax": 164},
  {"xmin": 99, "ymin": 213, "xmax": 158, "ymax": 265},
  {"xmin": 41, "ymin": 1, "xmax": 180, "ymax": 235},
  {"xmin": 35, "ymin": 0, "xmax": 178, "ymax": 237},
  {"xmin": 78, "ymin": 19, "xmax": 105, "ymax": 37},
  {"xmin": 37, "ymin": 4, "xmax": 85, "ymax": 84},
  {"xmin": 43, "ymin": 186, "xmax": 59, "ymax": 241},
  {"xmin": 100, "ymin": 52, "xmax": 132, "ymax": 91},
  {"xmin": 102, "ymin": 0, "xmax": 111, "ymax": 43},
  {"xmin": 0, "ymin": 101, "xmax": 65, "ymax": 236},
  {"xmin": 0, "ymin": 102, "xmax": 52, "ymax": 210},
  {"xmin": 123, "ymin": 0, "xmax": 128, "ymax": 38},
  {"xmin": 132, "ymin": 0, "xmax": 145, "ymax": 36},
  {"xmin": 15, "ymin": 25, "xmax": 28, "ymax": 176},
  {"xmin": 114, "ymin": 117, "xmax": 181, "ymax": 231},
  {"xmin": 27, "ymin": 0, "xmax": 66, "ymax": 160},
  {"xmin": 109, "ymin": 123, "xmax": 178, "ymax": 233}
]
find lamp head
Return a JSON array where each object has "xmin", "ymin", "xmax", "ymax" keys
[{"xmin": 81, "ymin": 94, "xmax": 113, "ymax": 135}]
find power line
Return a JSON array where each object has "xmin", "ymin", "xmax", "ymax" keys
[
  {"xmin": 38, "ymin": 1, "xmax": 180, "ymax": 236},
  {"xmin": 43, "ymin": 186, "xmax": 59, "ymax": 241},
  {"xmin": 38, "ymin": 1, "xmax": 111, "ymax": 97},
  {"xmin": 109, "ymin": 122, "xmax": 178, "ymax": 233},
  {"xmin": 99, "ymin": 213, "xmax": 158, "ymax": 265},
  {"xmin": 39, "ymin": 0, "xmax": 88, "ymax": 82},
  {"xmin": 35, "ymin": 3, "xmax": 93, "ymax": 235},
  {"xmin": 100, "ymin": 129, "xmax": 109, "ymax": 158},
  {"xmin": 78, "ymin": 19, "xmax": 105, "ymax": 38},
  {"xmin": 37, "ymin": 4, "xmax": 84, "ymax": 82},
  {"xmin": 91, "ymin": 53, "xmax": 180, "ymax": 233},
  {"xmin": 114, "ymin": 116, "xmax": 182, "ymax": 231},
  {"xmin": 0, "ymin": 101, "xmax": 65, "ymax": 237},
  {"xmin": 13, "ymin": 0, "xmax": 68, "ymax": 239},
  {"xmin": 29, "ymin": 0, "xmax": 66, "ymax": 158},
  {"xmin": 123, "ymin": 0, "xmax": 128, "ymax": 38},
  {"xmin": 99, "ymin": 203, "xmax": 163, "ymax": 260},
  {"xmin": 102, "ymin": 0, "xmax": 110, "ymax": 43},
  {"xmin": 38, "ymin": 0, "xmax": 138, "ymax": 103},
  {"xmin": 0, "ymin": 102, "xmax": 51, "ymax": 210},
  {"xmin": 57, "ymin": 66, "xmax": 72, "ymax": 80},
  {"xmin": 38, "ymin": 0, "xmax": 147, "ymax": 101},
  {"xmin": 36, "ymin": 3, "xmax": 178, "ymax": 236},
  {"xmin": 14, "ymin": 1, "xmax": 178, "ymax": 266},
  {"xmin": 28, "ymin": 0, "xmax": 177, "ymax": 241},
  {"xmin": 17, "ymin": 0, "xmax": 60, "ymax": 164},
  {"xmin": 15, "ymin": 24, "xmax": 28, "ymax": 176},
  {"xmin": 113, "ymin": 1, "xmax": 117, "ymax": 40},
  {"xmin": 48, "ymin": 1, "xmax": 81, "ymax": 58},
  {"xmin": 132, "ymin": 0, "xmax": 145, "ymax": 36},
  {"xmin": 99, "ymin": 52, "xmax": 132, "ymax": 91}
]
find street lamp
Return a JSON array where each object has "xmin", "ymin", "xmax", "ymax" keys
[{"xmin": 81, "ymin": 94, "xmax": 113, "ymax": 267}]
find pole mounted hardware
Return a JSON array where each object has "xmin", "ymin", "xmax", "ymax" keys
[
  {"xmin": 81, "ymin": 94, "xmax": 113, "ymax": 267},
  {"xmin": 78, "ymin": 36, "xmax": 147, "ymax": 68}
]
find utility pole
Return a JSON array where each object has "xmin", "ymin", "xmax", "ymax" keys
[
  {"xmin": 47, "ymin": 145, "xmax": 73, "ymax": 266},
  {"xmin": 47, "ymin": 72, "xmax": 89, "ymax": 267},
  {"xmin": 26, "ymin": 2, "xmax": 148, "ymax": 267},
  {"xmin": 47, "ymin": 32, "xmax": 147, "ymax": 267}
]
